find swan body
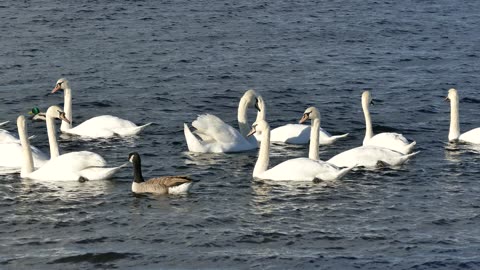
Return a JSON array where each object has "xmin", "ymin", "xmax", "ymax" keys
[
  {"xmin": 50, "ymin": 78, "xmax": 152, "ymax": 138},
  {"xmin": 249, "ymin": 119, "xmax": 353, "ymax": 181},
  {"xmin": 0, "ymin": 141, "xmax": 47, "ymax": 170},
  {"xmin": 361, "ymin": 91, "xmax": 416, "ymax": 154},
  {"xmin": 18, "ymin": 106, "xmax": 125, "ymax": 181},
  {"xmin": 327, "ymin": 146, "xmax": 418, "ymax": 168},
  {"xmin": 446, "ymin": 88, "xmax": 480, "ymax": 144},
  {"xmin": 184, "ymin": 89, "xmax": 260, "ymax": 153},
  {"xmin": 129, "ymin": 152, "xmax": 192, "ymax": 194}
]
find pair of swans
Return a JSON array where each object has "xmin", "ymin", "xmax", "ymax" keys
[
  {"xmin": 249, "ymin": 105, "xmax": 418, "ymax": 181},
  {"xmin": 183, "ymin": 89, "xmax": 347, "ymax": 153},
  {"xmin": 248, "ymin": 106, "xmax": 354, "ymax": 181},
  {"xmin": 37, "ymin": 78, "xmax": 152, "ymax": 138},
  {"xmin": 446, "ymin": 88, "xmax": 480, "ymax": 144},
  {"xmin": 17, "ymin": 105, "xmax": 125, "ymax": 181}
]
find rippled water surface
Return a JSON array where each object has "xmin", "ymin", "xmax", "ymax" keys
[{"xmin": 1, "ymin": 0, "xmax": 480, "ymax": 269}]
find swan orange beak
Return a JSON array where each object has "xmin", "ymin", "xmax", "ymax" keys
[
  {"xmin": 247, "ymin": 127, "xmax": 256, "ymax": 137},
  {"xmin": 51, "ymin": 84, "xmax": 62, "ymax": 94},
  {"xmin": 299, "ymin": 113, "xmax": 309, "ymax": 124},
  {"xmin": 59, "ymin": 112, "xmax": 71, "ymax": 124}
]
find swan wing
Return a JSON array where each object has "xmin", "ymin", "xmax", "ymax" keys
[
  {"xmin": 459, "ymin": 128, "xmax": 480, "ymax": 144},
  {"xmin": 79, "ymin": 162, "xmax": 128, "ymax": 181},
  {"xmin": 192, "ymin": 114, "xmax": 244, "ymax": 144},
  {"xmin": 65, "ymin": 115, "xmax": 147, "ymax": 138},
  {"xmin": 0, "ymin": 130, "xmax": 19, "ymax": 143},
  {"xmin": 365, "ymin": 132, "xmax": 413, "ymax": 154},
  {"xmin": 328, "ymin": 146, "xmax": 410, "ymax": 168}
]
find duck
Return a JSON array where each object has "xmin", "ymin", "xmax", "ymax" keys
[
  {"xmin": 254, "ymin": 96, "xmax": 348, "ymax": 145},
  {"xmin": 49, "ymin": 78, "xmax": 152, "ymax": 138},
  {"xmin": 248, "ymin": 119, "xmax": 353, "ymax": 181},
  {"xmin": 128, "ymin": 152, "xmax": 193, "ymax": 194},
  {"xmin": 446, "ymin": 88, "xmax": 480, "ymax": 144},
  {"xmin": 18, "ymin": 106, "xmax": 125, "ymax": 181},
  {"xmin": 183, "ymin": 89, "xmax": 261, "ymax": 153},
  {"xmin": 361, "ymin": 90, "xmax": 416, "ymax": 154}
]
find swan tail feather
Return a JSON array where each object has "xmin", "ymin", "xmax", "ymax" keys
[
  {"xmin": 114, "ymin": 122, "xmax": 152, "ymax": 137},
  {"xmin": 79, "ymin": 162, "xmax": 128, "ymax": 181},
  {"xmin": 0, "ymin": 121, "xmax": 9, "ymax": 127},
  {"xmin": 404, "ymin": 141, "xmax": 417, "ymax": 154},
  {"xmin": 399, "ymin": 151, "xmax": 420, "ymax": 164},
  {"xmin": 331, "ymin": 133, "xmax": 349, "ymax": 140},
  {"xmin": 184, "ymin": 123, "xmax": 206, "ymax": 152},
  {"xmin": 336, "ymin": 164, "xmax": 356, "ymax": 180}
]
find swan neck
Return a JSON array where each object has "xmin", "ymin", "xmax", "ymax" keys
[
  {"xmin": 18, "ymin": 119, "xmax": 34, "ymax": 176},
  {"xmin": 61, "ymin": 87, "xmax": 73, "ymax": 131},
  {"xmin": 237, "ymin": 98, "xmax": 250, "ymax": 137},
  {"xmin": 362, "ymin": 99, "xmax": 373, "ymax": 143},
  {"xmin": 309, "ymin": 118, "xmax": 320, "ymax": 160},
  {"xmin": 253, "ymin": 128, "xmax": 270, "ymax": 177},
  {"xmin": 449, "ymin": 97, "xmax": 460, "ymax": 141},
  {"xmin": 46, "ymin": 116, "xmax": 60, "ymax": 159},
  {"xmin": 132, "ymin": 159, "xmax": 145, "ymax": 183}
]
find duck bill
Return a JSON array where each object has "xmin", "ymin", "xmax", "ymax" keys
[{"xmin": 299, "ymin": 114, "xmax": 308, "ymax": 124}]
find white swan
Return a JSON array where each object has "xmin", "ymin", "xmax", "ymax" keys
[
  {"xmin": 129, "ymin": 152, "xmax": 193, "ymax": 194},
  {"xmin": 327, "ymin": 146, "xmax": 418, "ymax": 169},
  {"xmin": 18, "ymin": 106, "xmax": 125, "ymax": 181},
  {"xmin": 248, "ymin": 119, "xmax": 353, "ymax": 181},
  {"xmin": 362, "ymin": 91, "xmax": 416, "ymax": 154},
  {"xmin": 50, "ymin": 78, "xmax": 152, "ymax": 138},
  {"xmin": 446, "ymin": 88, "xmax": 480, "ymax": 144},
  {"xmin": 183, "ymin": 89, "xmax": 260, "ymax": 153},
  {"xmin": 254, "ymin": 97, "xmax": 348, "ymax": 145}
]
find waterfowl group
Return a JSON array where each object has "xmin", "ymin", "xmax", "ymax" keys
[{"xmin": 1, "ymin": 78, "xmax": 477, "ymax": 194}]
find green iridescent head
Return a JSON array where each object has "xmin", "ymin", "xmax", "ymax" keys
[{"xmin": 29, "ymin": 107, "xmax": 41, "ymax": 115}]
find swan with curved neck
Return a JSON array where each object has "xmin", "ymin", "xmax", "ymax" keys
[
  {"xmin": 248, "ymin": 119, "xmax": 353, "ymax": 181},
  {"xmin": 128, "ymin": 152, "xmax": 192, "ymax": 194},
  {"xmin": 18, "ymin": 106, "xmax": 125, "ymax": 181},
  {"xmin": 183, "ymin": 89, "xmax": 261, "ymax": 153},
  {"xmin": 446, "ymin": 88, "xmax": 480, "ymax": 144},
  {"xmin": 50, "ymin": 78, "xmax": 152, "ymax": 138},
  {"xmin": 361, "ymin": 91, "xmax": 416, "ymax": 154},
  {"xmin": 254, "ymin": 97, "xmax": 348, "ymax": 145}
]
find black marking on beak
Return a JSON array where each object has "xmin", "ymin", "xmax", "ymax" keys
[{"xmin": 255, "ymin": 98, "xmax": 261, "ymax": 112}]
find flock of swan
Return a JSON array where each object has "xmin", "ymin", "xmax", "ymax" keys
[{"xmin": 1, "ymin": 78, "xmax": 479, "ymax": 194}]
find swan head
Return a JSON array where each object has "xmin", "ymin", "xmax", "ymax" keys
[
  {"xmin": 299, "ymin": 106, "xmax": 320, "ymax": 124},
  {"xmin": 247, "ymin": 119, "xmax": 269, "ymax": 137},
  {"xmin": 445, "ymin": 88, "xmax": 459, "ymax": 103},
  {"xmin": 255, "ymin": 95, "xmax": 265, "ymax": 112},
  {"xmin": 362, "ymin": 90, "xmax": 373, "ymax": 106},
  {"xmin": 51, "ymin": 78, "xmax": 70, "ymax": 93},
  {"xmin": 28, "ymin": 107, "xmax": 47, "ymax": 122},
  {"xmin": 128, "ymin": 152, "xmax": 141, "ymax": 164},
  {"xmin": 240, "ymin": 89, "xmax": 259, "ymax": 108},
  {"xmin": 46, "ymin": 105, "xmax": 71, "ymax": 124},
  {"xmin": 16, "ymin": 115, "xmax": 26, "ymax": 131}
]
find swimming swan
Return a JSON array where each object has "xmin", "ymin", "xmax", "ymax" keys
[
  {"xmin": 248, "ymin": 119, "xmax": 353, "ymax": 181},
  {"xmin": 50, "ymin": 78, "xmax": 152, "ymax": 138},
  {"xmin": 183, "ymin": 89, "xmax": 260, "ymax": 153},
  {"xmin": 18, "ymin": 106, "xmax": 125, "ymax": 181},
  {"xmin": 128, "ymin": 152, "xmax": 193, "ymax": 194},
  {"xmin": 446, "ymin": 88, "xmax": 480, "ymax": 144},
  {"xmin": 362, "ymin": 91, "xmax": 416, "ymax": 154},
  {"xmin": 254, "ymin": 97, "xmax": 348, "ymax": 145}
]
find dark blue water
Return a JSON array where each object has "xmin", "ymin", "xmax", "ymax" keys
[{"xmin": 1, "ymin": 0, "xmax": 480, "ymax": 269}]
